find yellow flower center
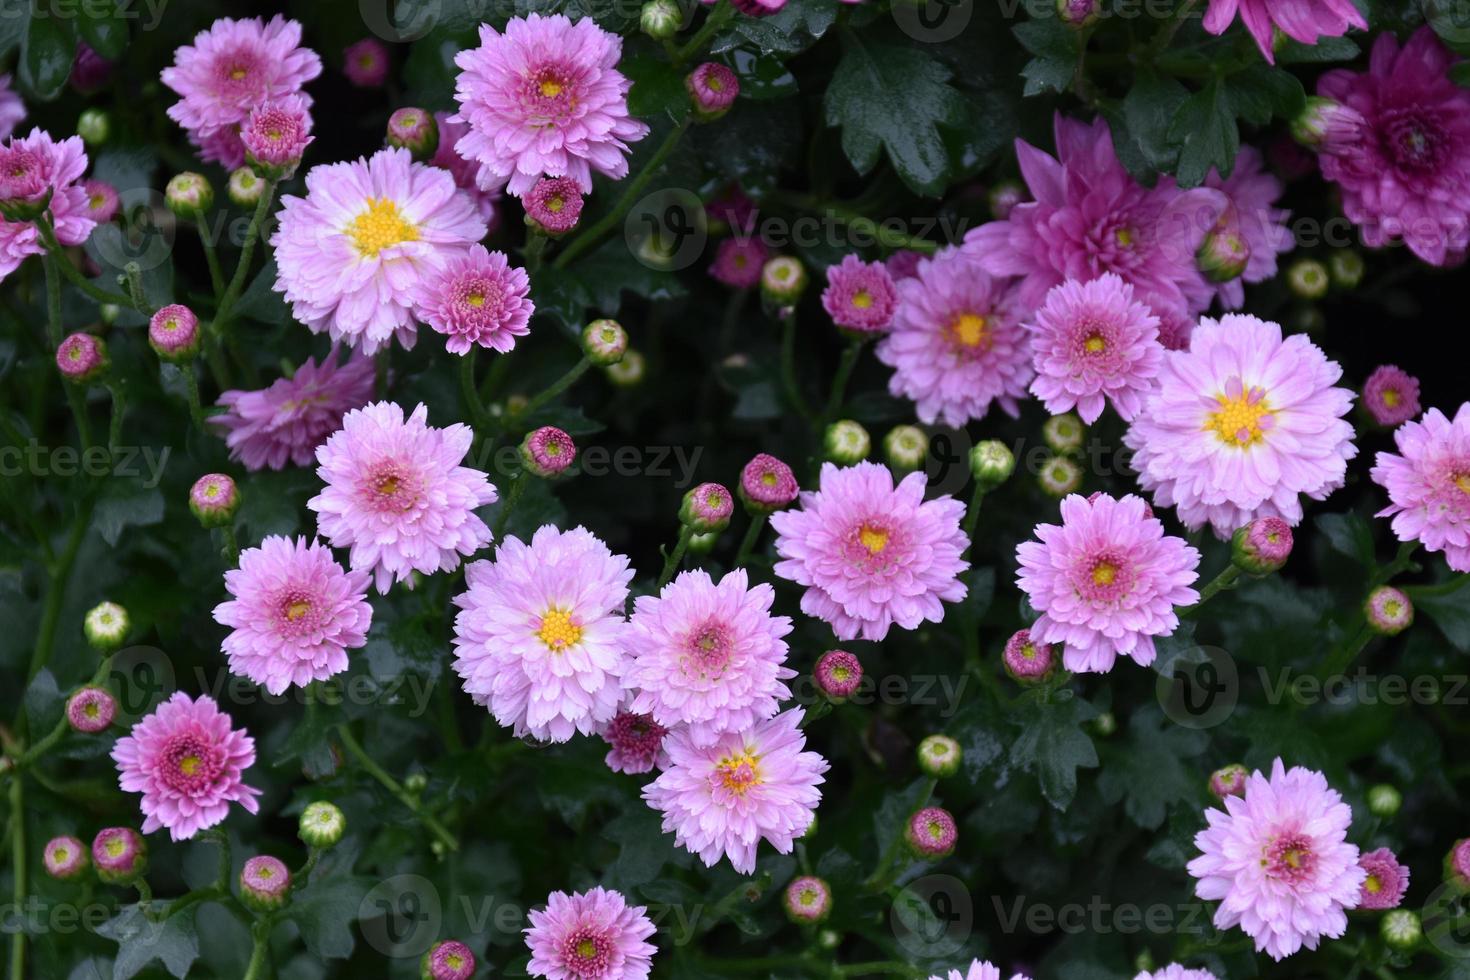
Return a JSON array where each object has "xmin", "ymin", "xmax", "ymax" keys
[
  {"xmin": 1092, "ymin": 561, "xmax": 1117, "ymax": 586},
  {"xmin": 1207, "ymin": 387, "xmax": 1273, "ymax": 447},
  {"xmin": 1084, "ymin": 333, "xmax": 1106, "ymax": 353},
  {"xmin": 1115, "ymin": 227, "xmax": 1135, "ymax": 247},
  {"xmin": 347, "ymin": 197, "xmax": 419, "ymax": 258},
  {"xmin": 105, "ymin": 838, "xmax": 125, "ymax": 858},
  {"xmin": 230, "ymin": 66, "xmax": 249, "ymax": 81},
  {"xmin": 547, "ymin": 195, "xmax": 565, "ymax": 213},
  {"xmin": 1282, "ymin": 847, "xmax": 1305, "ymax": 869},
  {"xmin": 538, "ymin": 608, "xmax": 582, "ymax": 651},
  {"xmin": 53, "ymin": 846, "xmax": 69, "ymax": 861},
  {"xmin": 715, "ymin": 751, "xmax": 762, "ymax": 795},
  {"xmin": 375, "ymin": 474, "xmax": 401, "ymax": 496},
  {"xmin": 179, "ymin": 754, "xmax": 201, "ymax": 776},
  {"xmin": 1456, "ymin": 472, "xmax": 1470, "ymax": 494},
  {"xmin": 575, "ymin": 939, "xmax": 597, "ymax": 959},
  {"xmin": 1366, "ymin": 874, "xmax": 1383, "ymax": 894},
  {"xmin": 949, "ymin": 312, "xmax": 989, "ymax": 349},
  {"xmin": 1382, "ymin": 388, "xmax": 1400, "ymax": 408},
  {"xmin": 84, "ymin": 703, "xmax": 100, "ymax": 719},
  {"xmin": 859, "ymin": 524, "xmax": 889, "ymax": 554},
  {"xmin": 466, "ymin": 292, "xmax": 486, "ymax": 308},
  {"xmin": 255, "ymin": 865, "xmax": 276, "ymax": 880},
  {"xmin": 286, "ymin": 600, "xmax": 311, "ymax": 621},
  {"xmin": 852, "ymin": 290, "xmax": 873, "ymax": 310},
  {"xmin": 446, "ymin": 953, "xmax": 465, "ymax": 969},
  {"xmin": 540, "ymin": 79, "xmax": 564, "ymax": 98}
]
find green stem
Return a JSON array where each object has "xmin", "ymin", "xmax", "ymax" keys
[
  {"xmin": 29, "ymin": 503, "xmax": 91, "ymax": 684},
  {"xmin": 8, "ymin": 778, "xmax": 24, "ymax": 980},
  {"xmin": 215, "ymin": 180, "xmax": 277, "ymax": 328},
  {"xmin": 1372, "ymin": 540, "xmax": 1421, "ymax": 587},
  {"xmin": 1151, "ymin": 0, "xmax": 1199, "ymax": 53},
  {"xmin": 42, "ymin": 254, "xmax": 94, "ymax": 451},
  {"xmin": 336, "ymin": 724, "xmax": 459, "ymax": 852},
  {"xmin": 196, "ymin": 213, "xmax": 225, "ymax": 298},
  {"xmin": 779, "ymin": 311, "xmax": 813, "ymax": 423},
  {"xmin": 862, "ymin": 776, "xmax": 937, "ymax": 893},
  {"xmin": 732, "ymin": 514, "xmax": 766, "ymax": 568},
  {"xmin": 516, "ymin": 357, "xmax": 592, "ymax": 422},
  {"xmin": 494, "ymin": 472, "xmax": 528, "ymax": 539},
  {"xmin": 764, "ymin": 192, "xmax": 940, "ymax": 253},
  {"xmin": 242, "ymin": 919, "xmax": 271, "ymax": 980},
  {"xmin": 180, "ymin": 367, "xmax": 206, "ymax": 432},
  {"xmin": 220, "ymin": 526, "xmax": 240, "ymax": 565},
  {"xmin": 657, "ymin": 525, "xmax": 696, "ymax": 588},
  {"xmin": 962, "ymin": 482, "xmax": 987, "ymax": 543},
  {"xmin": 106, "ymin": 383, "xmax": 126, "ymax": 451},
  {"xmin": 822, "ymin": 337, "xmax": 865, "ymax": 424},
  {"xmin": 675, "ymin": 0, "xmax": 735, "ymax": 64},
  {"xmin": 1406, "ymin": 572, "xmax": 1470, "ymax": 599},
  {"xmin": 523, "ymin": 230, "xmax": 549, "ymax": 272},
  {"xmin": 1316, "ymin": 620, "xmax": 1373, "ymax": 682},
  {"xmin": 460, "ymin": 348, "xmax": 489, "ymax": 431},
  {"xmin": 1182, "ymin": 564, "xmax": 1241, "ymax": 616},
  {"xmin": 553, "ymin": 119, "xmax": 693, "ymax": 269},
  {"xmin": 35, "ymin": 217, "xmax": 133, "ymax": 307},
  {"xmin": 14, "ymin": 714, "xmax": 69, "ymax": 767}
]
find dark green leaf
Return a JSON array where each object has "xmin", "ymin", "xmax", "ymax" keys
[
  {"xmin": 97, "ymin": 904, "xmax": 200, "ymax": 980},
  {"xmin": 713, "ymin": 0, "xmax": 839, "ymax": 56},
  {"xmin": 1316, "ymin": 512, "xmax": 1375, "ymax": 567},
  {"xmin": 728, "ymin": 48, "xmax": 797, "ymax": 100},
  {"xmin": 1276, "ymin": 35, "xmax": 1358, "ymax": 63},
  {"xmin": 1413, "ymin": 576, "xmax": 1470, "ymax": 652},
  {"xmin": 95, "ymin": 478, "xmax": 165, "ymax": 547},
  {"xmin": 77, "ymin": 0, "xmax": 128, "ymax": 59},
  {"xmin": 20, "ymin": 14, "xmax": 75, "ymax": 100},
  {"xmin": 1096, "ymin": 705, "xmax": 1209, "ymax": 829},
  {"xmin": 1169, "ymin": 77, "xmax": 1237, "ymax": 188},
  {"xmin": 288, "ymin": 875, "xmax": 371, "ymax": 960},
  {"xmin": 1226, "ymin": 64, "xmax": 1305, "ymax": 127},
  {"xmin": 1013, "ymin": 19, "xmax": 1076, "ymax": 98},
  {"xmin": 624, "ymin": 55, "xmax": 691, "ymax": 124},
  {"xmin": 1009, "ymin": 695, "xmax": 1099, "ymax": 810}
]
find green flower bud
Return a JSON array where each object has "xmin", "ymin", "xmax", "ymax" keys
[
  {"xmin": 299, "ymin": 801, "xmax": 346, "ymax": 848},
  {"xmin": 640, "ymin": 0, "xmax": 682, "ymax": 39},
  {"xmin": 228, "ymin": 168, "xmax": 264, "ymax": 208},
  {"xmin": 1367, "ymin": 783, "xmax": 1402, "ymax": 819},
  {"xmin": 883, "ymin": 425, "xmax": 928, "ymax": 472},
  {"xmin": 1042, "ymin": 413, "xmax": 1085, "ymax": 454},
  {"xmin": 165, "ymin": 172, "xmax": 213, "ymax": 219},
  {"xmin": 1037, "ymin": 455, "xmax": 1083, "ymax": 498},
  {"xmin": 606, "ymin": 349, "xmax": 645, "ymax": 387},
  {"xmin": 1329, "ymin": 250, "xmax": 1364, "ymax": 289},
  {"xmin": 77, "ymin": 109, "xmax": 111, "ymax": 146},
  {"xmin": 582, "ymin": 319, "xmax": 628, "ymax": 366},
  {"xmin": 1381, "ymin": 909, "xmax": 1421, "ymax": 951},
  {"xmin": 824, "ymin": 420, "xmax": 870, "ymax": 464},
  {"xmin": 84, "ymin": 601, "xmax": 130, "ymax": 653},
  {"xmin": 916, "ymin": 734, "xmax": 962, "ymax": 778},
  {"xmin": 1287, "ymin": 258, "xmax": 1329, "ymax": 300},
  {"xmin": 969, "ymin": 440, "xmax": 1015, "ymax": 490}
]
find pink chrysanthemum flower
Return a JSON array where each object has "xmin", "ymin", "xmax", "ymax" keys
[
  {"xmin": 0, "ymin": 75, "xmax": 23, "ymax": 142},
  {"xmin": 600, "ymin": 704, "xmax": 671, "ymax": 775},
  {"xmin": 430, "ymin": 112, "xmax": 500, "ymax": 225},
  {"xmin": 524, "ymin": 175, "xmax": 583, "ymax": 234},
  {"xmin": 1134, "ymin": 968, "xmax": 1220, "ymax": 980},
  {"xmin": 962, "ymin": 115, "xmax": 1227, "ymax": 323},
  {"xmin": 212, "ymin": 352, "xmax": 375, "ymax": 471},
  {"xmin": 241, "ymin": 94, "xmax": 313, "ymax": 173},
  {"xmin": 416, "ymin": 244, "xmax": 533, "ymax": 355},
  {"xmin": 624, "ymin": 568, "xmax": 794, "ymax": 745},
  {"xmin": 525, "ymin": 886, "xmax": 657, "ymax": 980},
  {"xmin": 1371, "ymin": 403, "xmax": 1470, "ymax": 573},
  {"xmin": 875, "ymin": 248, "xmax": 1032, "ymax": 427},
  {"xmin": 343, "ymin": 38, "xmax": 390, "ymax": 88},
  {"xmin": 1203, "ymin": 0, "xmax": 1365, "ymax": 63},
  {"xmin": 643, "ymin": 708, "xmax": 827, "ymax": 874},
  {"xmin": 1357, "ymin": 847, "xmax": 1410, "ymax": 910},
  {"xmin": 83, "ymin": 179, "xmax": 119, "ymax": 223},
  {"xmin": 770, "ymin": 462, "xmax": 969, "ymax": 642},
  {"xmin": 0, "ymin": 130, "xmax": 96, "ymax": 282},
  {"xmin": 1188, "ymin": 759, "xmax": 1365, "ymax": 960},
  {"xmin": 272, "ymin": 148, "xmax": 487, "ymax": 355},
  {"xmin": 111, "ymin": 693, "xmax": 262, "ymax": 841},
  {"xmin": 709, "ymin": 236, "xmax": 767, "ymax": 289},
  {"xmin": 1202, "ymin": 146, "xmax": 1293, "ymax": 309},
  {"xmin": 1016, "ymin": 493, "xmax": 1200, "ymax": 673},
  {"xmin": 1316, "ymin": 28, "xmax": 1470, "ymax": 265},
  {"xmin": 451, "ymin": 13, "xmax": 650, "ymax": 196},
  {"xmin": 453, "ymin": 525, "xmax": 630, "ymax": 742},
  {"xmin": 1125, "ymin": 314, "xmax": 1357, "ymax": 539},
  {"xmin": 822, "ymin": 254, "xmax": 898, "ymax": 333},
  {"xmin": 928, "ymin": 961, "xmax": 1032, "ymax": 980},
  {"xmin": 1363, "ymin": 365, "xmax": 1421, "ymax": 427},
  {"xmin": 309, "ymin": 402, "xmax": 497, "ymax": 593},
  {"xmin": 161, "ymin": 16, "xmax": 322, "ymax": 169},
  {"xmin": 213, "ymin": 535, "xmax": 373, "ymax": 695},
  {"xmin": 1026, "ymin": 272, "xmax": 1162, "ymax": 424},
  {"xmin": 885, "ymin": 249, "xmax": 924, "ymax": 281}
]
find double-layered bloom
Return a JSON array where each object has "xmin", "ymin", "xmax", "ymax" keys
[
  {"xmin": 1357, "ymin": 847, "xmax": 1410, "ymax": 910},
  {"xmin": 962, "ymin": 115, "xmax": 1226, "ymax": 323},
  {"xmin": 1202, "ymin": 146, "xmax": 1293, "ymax": 309},
  {"xmin": 624, "ymin": 568, "xmax": 794, "ymax": 745},
  {"xmin": 452, "ymin": 525, "xmax": 632, "ymax": 742},
  {"xmin": 1125, "ymin": 314, "xmax": 1356, "ymax": 539},
  {"xmin": 875, "ymin": 248, "xmax": 1032, "ymax": 427},
  {"xmin": 451, "ymin": 13, "xmax": 650, "ymax": 196},
  {"xmin": 112, "ymin": 693, "xmax": 261, "ymax": 840},
  {"xmin": 822, "ymin": 254, "xmax": 898, "ymax": 333},
  {"xmin": 0, "ymin": 130, "xmax": 96, "ymax": 282},
  {"xmin": 643, "ymin": 708, "xmax": 827, "ymax": 874},
  {"xmin": 429, "ymin": 112, "xmax": 500, "ymax": 224},
  {"xmin": 211, "ymin": 352, "xmax": 376, "ymax": 471},
  {"xmin": 600, "ymin": 704, "xmax": 671, "ymax": 775},
  {"xmin": 928, "ymin": 963, "xmax": 1031, "ymax": 980},
  {"xmin": 1316, "ymin": 28, "xmax": 1470, "ymax": 265},
  {"xmin": 272, "ymin": 148, "xmax": 487, "ymax": 355},
  {"xmin": 309, "ymin": 402, "xmax": 497, "ymax": 593},
  {"xmin": 525, "ymin": 887, "xmax": 657, "ymax": 980},
  {"xmin": 771, "ymin": 462, "xmax": 968, "ymax": 641},
  {"xmin": 1134, "ymin": 968, "xmax": 1220, "ymax": 980},
  {"xmin": 213, "ymin": 535, "xmax": 373, "ymax": 695},
  {"xmin": 161, "ymin": 16, "xmax": 321, "ymax": 169},
  {"xmin": 1188, "ymin": 759, "xmax": 1364, "ymax": 960},
  {"xmin": 1371, "ymin": 402, "xmax": 1470, "ymax": 572},
  {"xmin": 1203, "ymin": 0, "xmax": 1365, "ymax": 63},
  {"xmin": 1016, "ymin": 493, "xmax": 1200, "ymax": 673},
  {"xmin": 415, "ymin": 244, "xmax": 533, "ymax": 354}
]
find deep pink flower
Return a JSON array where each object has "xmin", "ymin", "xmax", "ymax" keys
[
  {"xmin": 0, "ymin": 75, "xmax": 23, "ymax": 141},
  {"xmin": 739, "ymin": 454, "xmax": 798, "ymax": 512},
  {"xmin": 211, "ymin": 352, "xmax": 376, "ymax": 471},
  {"xmin": 1204, "ymin": 0, "xmax": 1365, "ymax": 63},
  {"xmin": 111, "ymin": 693, "xmax": 261, "ymax": 841},
  {"xmin": 416, "ymin": 244, "xmax": 533, "ymax": 355},
  {"xmin": 343, "ymin": 38, "xmax": 389, "ymax": 88},
  {"xmin": 429, "ymin": 112, "xmax": 500, "ymax": 225},
  {"xmin": 709, "ymin": 236, "xmax": 766, "ymax": 288},
  {"xmin": 82, "ymin": 179, "xmax": 119, "ymax": 223},
  {"xmin": 600, "ymin": 705, "xmax": 670, "ymax": 775},
  {"xmin": 0, "ymin": 130, "xmax": 96, "ymax": 282},
  {"xmin": 241, "ymin": 94, "xmax": 313, "ymax": 172},
  {"xmin": 524, "ymin": 175, "xmax": 582, "ymax": 234},
  {"xmin": 69, "ymin": 45, "xmax": 113, "ymax": 94},
  {"xmin": 1357, "ymin": 847, "xmax": 1410, "ymax": 910},
  {"xmin": 1371, "ymin": 403, "xmax": 1470, "ymax": 573},
  {"xmin": 687, "ymin": 62, "xmax": 739, "ymax": 118},
  {"xmin": 525, "ymin": 886, "xmax": 657, "ymax": 980},
  {"xmin": 822, "ymin": 254, "xmax": 898, "ymax": 333},
  {"xmin": 1201, "ymin": 146, "xmax": 1293, "ymax": 309},
  {"xmin": 1363, "ymin": 365, "xmax": 1421, "ymax": 427}
]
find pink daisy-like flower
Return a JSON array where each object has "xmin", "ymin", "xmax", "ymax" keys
[
  {"xmin": 739, "ymin": 453, "xmax": 798, "ymax": 512},
  {"xmin": 211, "ymin": 352, "xmax": 376, "ymax": 471},
  {"xmin": 343, "ymin": 38, "xmax": 390, "ymax": 88},
  {"xmin": 453, "ymin": 525, "xmax": 630, "ymax": 742},
  {"xmin": 1201, "ymin": 146, "xmax": 1293, "ymax": 309},
  {"xmin": 161, "ymin": 16, "xmax": 322, "ymax": 169},
  {"xmin": 1316, "ymin": 28, "xmax": 1470, "ymax": 265},
  {"xmin": 525, "ymin": 886, "xmax": 657, "ymax": 980},
  {"xmin": 1357, "ymin": 847, "xmax": 1410, "ymax": 910},
  {"xmin": 1124, "ymin": 314, "xmax": 1357, "ymax": 539},
  {"xmin": 1134, "ymin": 968, "xmax": 1220, "ymax": 980},
  {"xmin": 1371, "ymin": 403, "xmax": 1470, "ymax": 573},
  {"xmin": 1016, "ymin": 493, "xmax": 1200, "ymax": 673},
  {"xmin": 271, "ymin": 147, "xmax": 487, "ymax": 355},
  {"xmin": 309, "ymin": 401, "xmax": 497, "ymax": 593},
  {"xmin": 0, "ymin": 130, "xmax": 97, "ymax": 282},
  {"xmin": 213, "ymin": 535, "xmax": 373, "ymax": 695},
  {"xmin": 451, "ymin": 13, "xmax": 650, "ymax": 196},
  {"xmin": 875, "ymin": 247, "xmax": 1032, "ymax": 427},
  {"xmin": 82, "ymin": 179, "xmax": 119, "ymax": 223},
  {"xmin": 709, "ymin": 236, "xmax": 767, "ymax": 289},
  {"xmin": 241, "ymin": 94, "xmax": 313, "ymax": 173},
  {"xmin": 1188, "ymin": 759, "xmax": 1365, "ymax": 960},
  {"xmin": 524, "ymin": 175, "xmax": 583, "ymax": 234},
  {"xmin": 600, "ymin": 704, "xmax": 671, "ymax": 775},
  {"xmin": 643, "ymin": 708, "xmax": 827, "ymax": 874},
  {"xmin": 416, "ymin": 244, "xmax": 532, "ymax": 355},
  {"xmin": 822, "ymin": 254, "xmax": 898, "ymax": 333},
  {"xmin": 430, "ymin": 112, "xmax": 500, "ymax": 225},
  {"xmin": 0, "ymin": 75, "xmax": 24, "ymax": 142},
  {"xmin": 770, "ymin": 462, "xmax": 969, "ymax": 642},
  {"xmin": 927, "ymin": 961, "xmax": 1032, "ymax": 980},
  {"xmin": 962, "ymin": 115, "xmax": 1227, "ymax": 324},
  {"xmin": 1026, "ymin": 272, "xmax": 1162, "ymax": 424},
  {"xmin": 1203, "ymin": 0, "xmax": 1365, "ymax": 63},
  {"xmin": 111, "ymin": 693, "xmax": 262, "ymax": 841},
  {"xmin": 624, "ymin": 568, "xmax": 794, "ymax": 745},
  {"xmin": 1363, "ymin": 365, "xmax": 1421, "ymax": 427}
]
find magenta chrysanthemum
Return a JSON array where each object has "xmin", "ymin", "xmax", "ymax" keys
[
  {"xmin": 161, "ymin": 16, "xmax": 321, "ymax": 169},
  {"xmin": 1125, "ymin": 314, "xmax": 1357, "ymax": 539},
  {"xmin": 770, "ymin": 462, "xmax": 968, "ymax": 641},
  {"xmin": 1188, "ymin": 759, "xmax": 1364, "ymax": 960},
  {"xmin": 416, "ymin": 244, "xmax": 533, "ymax": 355},
  {"xmin": 1371, "ymin": 403, "xmax": 1470, "ymax": 572},
  {"xmin": 643, "ymin": 708, "xmax": 827, "ymax": 874},
  {"xmin": 451, "ymin": 13, "xmax": 650, "ymax": 196},
  {"xmin": 452, "ymin": 525, "xmax": 631, "ymax": 742},
  {"xmin": 1363, "ymin": 365, "xmax": 1421, "ymax": 427},
  {"xmin": 0, "ymin": 75, "xmax": 23, "ymax": 142},
  {"xmin": 111, "ymin": 693, "xmax": 262, "ymax": 841},
  {"xmin": 709, "ymin": 236, "xmax": 767, "ymax": 289},
  {"xmin": 600, "ymin": 704, "xmax": 671, "ymax": 775},
  {"xmin": 83, "ymin": 178, "xmax": 118, "ymax": 223},
  {"xmin": 624, "ymin": 568, "xmax": 794, "ymax": 745},
  {"xmin": 1026, "ymin": 272, "xmax": 1162, "ymax": 424},
  {"xmin": 875, "ymin": 247, "xmax": 1031, "ymax": 426},
  {"xmin": 1316, "ymin": 28, "xmax": 1470, "ymax": 265},
  {"xmin": 271, "ymin": 148, "xmax": 487, "ymax": 355},
  {"xmin": 213, "ymin": 535, "xmax": 373, "ymax": 695},
  {"xmin": 309, "ymin": 402, "xmax": 497, "ymax": 593},
  {"xmin": 1203, "ymin": 0, "xmax": 1364, "ymax": 62},
  {"xmin": 524, "ymin": 175, "xmax": 583, "ymax": 234},
  {"xmin": 429, "ymin": 112, "xmax": 500, "ymax": 225},
  {"xmin": 343, "ymin": 38, "xmax": 389, "ymax": 88},
  {"xmin": 1201, "ymin": 146, "xmax": 1293, "ymax": 309},
  {"xmin": 525, "ymin": 886, "xmax": 657, "ymax": 980},
  {"xmin": 1016, "ymin": 493, "xmax": 1200, "ymax": 673},
  {"xmin": 822, "ymin": 254, "xmax": 898, "ymax": 333},
  {"xmin": 1357, "ymin": 847, "xmax": 1410, "ymax": 910},
  {"xmin": 0, "ymin": 130, "xmax": 96, "ymax": 282},
  {"xmin": 212, "ymin": 352, "xmax": 375, "ymax": 471},
  {"xmin": 962, "ymin": 115, "xmax": 1227, "ymax": 323},
  {"xmin": 241, "ymin": 94, "xmax": 313, "ymax": 171},
  {"xmin": 1134, "ymin": 968, "xmax": 1219, "ymax": 980}
]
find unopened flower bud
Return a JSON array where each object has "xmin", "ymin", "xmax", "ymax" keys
[
  {"xmin": 739, "ymin": 453, "xmax": 798, "ymax": 514},
  {"xmin": 1291, "ymin": 97, "xmax": 1365, "ymax": 151},
  {"xmin": 641, "ymin": 0, "xmax": 683, "ymax": 38},
  {"xmin": 1042, "ymin": 413, "xmax": 1085, "ymax": 454},
  {"xmin": 228, "ymin": 167, "xmax": 264, "ymax": 207},
  {"xmin": 905, "ymin": 806, "xmax": 957, "ymax": 858},
  {"xmin": 1381, "ymin": 909, "xmax": 1421, "ymax": 951},
  {"xmin": 917, "ymin": 734, "xmax": 962, "ymax": 778},
  {"xmin": 582, "ymin": 319, "xmax": 628, "ymax": 366},
  {"xmin": 680, "ymin": 482, "xmax": 734, "ymax": 533},
  {"xmin": 387, "ymin": 107, "xmax": 439, "ymax": 161},
  {"xmin": 521, "ymin": 426, "xmax": 577, "ymax": 479},
  {"xmin": 240, "ymin": 856, "xmax": 291, "ymax": 912},
  {"xmin": 783, "ymin": 876, "xmax": 831, "ymax": 924},
  {"xmin": 1367, "ymin": 784, "xmax": 1402, "ymax": 819},
  {"xmin": 190, "ymin": 473, "xmax": 240, "ymax": 529},
  {"xmin": 606, "ymin": 349, "xmax": 645, "ymax": 387},
  {"xmin": 686, "ymin": 62, "xmax": 739, "ymax": 122},
  {"xmin": 165, "ymin": 172, "xmax": 213, "ymax": 218},
  {"xmin": 1209, "ymin": 763, "xmax": 1248, "ymax": 799},
  {"xmin": 1091, "ymin": 711, "xmax": 1117, "ymax": 737},
  {"xmin": 987, "ymin": 180, "xmax": 1025, "ymax": 220},
  {"xmin": 149, "ymin": 304, "xmax": 201, "ymax": 363},
  {"xmin": 1287, "ymin": 258, "xmax": 1329, "ymax": 299},
  {"xmin": 1330, "ymin": 250, "xmax": 1364, "ymax": 289},
  {"xmin": 824, "ymin": 420, "xmax": 870, "ymax": 464},
  {"xmin": 814, "ymin": 650, "xmax": 862, "ymax": 702},
  {"xmin": 1365, "ymin": 586, "xmax": 1413, "ymax": 636},
  {"xmin": 44, "ymin": 836, "xmax": 89, "ymax": 879},
  {"xmin": 969, "ymin": 440, "xmax": 1015, "ymax": 490},
  {"xmin": 1231, "ymin": 517, "xmax": 1293, "ymax": 576},
  {"xmin": 884, "ymin": 425, "xmax": 927, "ymax": 472},
  {"xmin": 299, "ymin": 801, "xmax": 346, "ymax": 848},
  {"xmin": 66, "ymin": 686, "xmax": 116, "ymax": 733},
  {"xmin": 1057, "ymin": 0, "xmax": 1101, "ymax": 27},
  {"xmin": 421, "ymin": 940, "xmax": 476, "ymax": 980},
  {"xmin": 525, "ymin": 176, "xmax": 583, "ymax": 237},
  {"xmin": 83, "ymin": 601, "xmax": 130, "ymax": 652},
  {"xmin": 344, "ymin": 37, "xmax": 390, "ymax": 88},
  {"xmin": 1037, "ymin": 455, "xmax": 1083, "ymax": 498},
  {"xmin": 688, "ymin": 530, "xmax": 721, "ymax": 554},
  {"xmin": 1003, "ymin": 629, "xmax": 1054, "ymax": 683},
  {"xmin": 1198, "ymin": 222, "xmax": 1251, "ymax": 283},
  {"xmin": 92, "ymin": 828, "xmax": 147, "ymax": 884},
  {"xmin": 77, "ymin": 108, "xmax": 110, "ymax": 146},
  {"xmin": 760, "ymin": 256, "xmax": 807, "ymax": 305},
  {"xmin": 56, "ymin": 332, "xmax": 108, "ymax": 384}
]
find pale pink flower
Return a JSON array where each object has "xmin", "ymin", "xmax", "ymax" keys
[
  {"xmin": 416, "ymin": 244, "xmax": 533, "ymax": 355},
  {"xmin": 430, "ymin": 112, "xmax": 500, "ymax": 225},
  {"xmin": 211, "ymin": 352, "xmax": 376, "ymax": 471},
  {"xmin": 0, "ymin": 130, "xmax": 96, "ymax": 282},
  {"xmin": 525, "ymin": 886, "xmax": 657, "ymax": 980},
  {"xmin": 822, "ymin": 254, "xmax": 898, "ymax": 333},
  {"xmin": 1134, "ymin": 968, "xmax": 1220, "ymax": 980},
  {"xmin": 928, "ymin": 962, "xmax": 1032, "ymax": 980},
  {"xmin": 1371, "ymin": 403, "xmax": 1470, "ymax": 573}
]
